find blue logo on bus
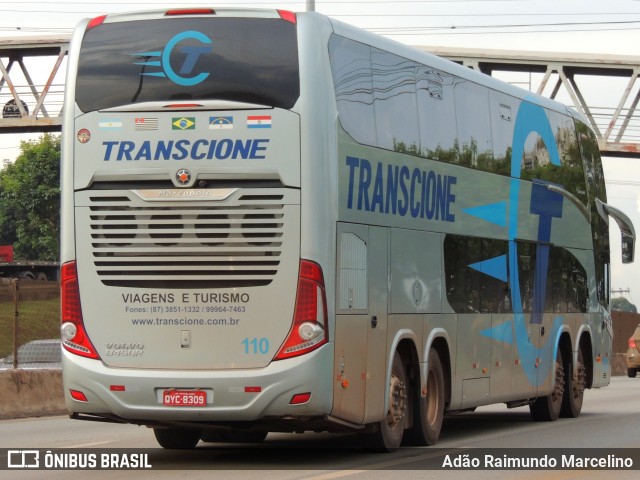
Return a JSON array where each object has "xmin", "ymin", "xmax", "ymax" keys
[
  {"xmin": 470, "ymin": 96, "xmax": 566, "ymax": 387},
  {"xmin": 131, "ymin": 31, "xmax": 213, "ymax": 86}
]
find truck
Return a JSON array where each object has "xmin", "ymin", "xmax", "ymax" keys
[{"xmin": 0, "ymin": 245, "xmax": 59, "ymax": 281}]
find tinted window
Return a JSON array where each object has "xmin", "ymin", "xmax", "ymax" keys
[
  {"xmin": 329, "ymin": 35, "xmax": 511, "ymax": 175},
  {"xmin": 577, "ymin": 120, "xmax": 610, "ymax": 306},
  {"xmin": 444, "ymin": 235, "xmax": 511, "ymax": 314},
  {"xmin": 328, "ymin": 34, "xmax": 586, "ymax": 192},
  {"xmin": 329, "ymin": 35, "xmax": 376, "ymax": 146},
  {"xmin": 489, "ymin": 91, "xmax": 515, "ymax": 176},
  {"xmin": 445, "ymin": 235, "xmax": 587, "ymax": 314},
  {"xmin": 371, "ymin": 48, "xmax": 420, "ymax": 153},
  {"xmin": 416, "ymin": 66, "xmax": 457, "ymax": 163},
  {"xmin": 454, "ymin": 81, "xmax": 494, "ymax": 170},
  {"xmin": 519, "ymin": 112, "xmax": 587, "ymax": 206},
  {"xmin": 76, "ymin": 17, "xmax": 299, "ymax": 112}
]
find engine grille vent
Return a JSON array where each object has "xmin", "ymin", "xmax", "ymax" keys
[{"xmin": 86, "ymin": 191, "xmax": 287, "ymax": 288}]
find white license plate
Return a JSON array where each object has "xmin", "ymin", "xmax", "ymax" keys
[{"xmin": 162, "ymin": 389, "xmax": 207, "ymax": 407}]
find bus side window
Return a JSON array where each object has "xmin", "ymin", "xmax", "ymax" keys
[
  {"xmin": 576, "ymin": 120, "xmax": 611, "ymax": 308},
  {"xmin": 371, "ymin": 48, "xmax": 420, "ymax": 155},
  {"xmin": 329, "ymin": 35, "xmax": 376, "ymax": 146}
]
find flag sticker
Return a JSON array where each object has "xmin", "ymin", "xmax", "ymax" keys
[
  {"xmin": 172, "ymin": 117, "xmax": 196, "ymax": 130},
  {"xmin": 209, "ymin": 116, "xmax": 233, "ymax": 129},
  {"xmin": 247, "ymin": 115, "xmax": 272, "ymax": 129},
  {"xmin": 134, "ymin": 117, "xmax": 158, "ymax": 130},
  {"xmin": 98, "ymin": 120, "xmax": 122, "ymax": 129}
]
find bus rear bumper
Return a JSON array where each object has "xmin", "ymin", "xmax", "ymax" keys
[{"xmin": 61, "ymin": 345, "xmax": 334, "ymax": 425}]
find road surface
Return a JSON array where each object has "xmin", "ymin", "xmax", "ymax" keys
[{"xmin": 1, "ymin": 376, "xmax": 638, "ymax": 479}]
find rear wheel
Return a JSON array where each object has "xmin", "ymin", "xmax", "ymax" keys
[
  {"xmin": 153, "ymin": 428, "xmax": 201, "ymax": 449},
  {"xmin": 561, "ymin": 347, "xmax": 586, "ymax": 418},
  {"xmin": 364, "ymin": 351, "xmax": 407, "ymax": 452},
  {"xmin": 404, "ymin": 349, "xmax": 445, "ymax": 446},
  {"xmin": 530, "ymin": 348, "xmax": 565, "ymax": 422},
  {"xmin": 628, "ymin": 368, "xmax": 638, "ymax": 378}
]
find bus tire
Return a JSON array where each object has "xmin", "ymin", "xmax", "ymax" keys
[
  {"xmin": 404, "ymin": 349, "xmax": 445, "ymax": 446},
  {"xmin": 561, "ymin": 347, "xmax": 585, "ymax": 418},
  {"xmin": 365, "ymin": 351, "xmax": 407, "ymax": 452},
  {"xmin": 628, "ymin": 368, "xmax": 637, "ymax": 378},
  {"xmin": 529, "ymin": 348, "xmax": 565, "ymax": 422},
  {"xmin": 153, "ymin": 427, "xmax": 201, "ymax": 449}
]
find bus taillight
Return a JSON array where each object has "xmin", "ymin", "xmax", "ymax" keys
[
  {"xmin": 274, "ymin": 260, "xmax": 328, "ymax": 360},
  {"xmin": 277, "ymin": 10, "xmax": 297, "ymax": 24},
  {"xmin": 61, "ymin": 261, "xmax": 100, "ymax": 360},
  {"xmin": 165, "ymin": 8, "xmax": 215, "ymax": 16},
  {"xmin": 86, "ymin": 15, "xmax": 106, "ymax": 30}
]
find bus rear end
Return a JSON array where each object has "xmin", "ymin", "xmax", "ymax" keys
[{"xmin": 61, "ymin": 8, "xmax": 331, "ymax": 446}]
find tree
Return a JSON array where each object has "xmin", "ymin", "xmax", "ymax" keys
[
  {"xmin": 0, "ymin": 134, "xmax": 60, "ymax": 261},
  {"xmin": 610, "ymin": 297, "xmax": 637, "ymax": 313}
]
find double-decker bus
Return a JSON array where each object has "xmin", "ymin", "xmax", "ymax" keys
[{"xmin": 60, "ymin": 8, "xmax": 635, "ymax": 451}]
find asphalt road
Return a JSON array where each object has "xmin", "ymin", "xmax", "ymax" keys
[{"xmin": 1, "ymin": 376, "xmax": 638, "ymax": 479}]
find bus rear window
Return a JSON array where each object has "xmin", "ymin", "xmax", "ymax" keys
[{"xmin": 75, "ymin": 17, "xmax": 299, "ymax": 112}]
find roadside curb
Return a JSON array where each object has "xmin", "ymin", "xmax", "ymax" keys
[{"xmin": 0, "ymin": 369, "xmax": 66, "ymax": 420}]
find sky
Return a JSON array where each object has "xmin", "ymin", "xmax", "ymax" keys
[{"xmin": 1, "ymin": 0, "xmax": 640, "ymax": 302}]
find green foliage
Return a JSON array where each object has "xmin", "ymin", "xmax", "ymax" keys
[
  {"xmin": 610, "ymin": 297, "xmax": 637, "ymax": 313},
  {"xmin": 0, "ymin": 134, "xmax": 60, "ymax": 261},
  {"xmin": 0, "ymin": 293, "xmax": 60, "ymax": 359}
]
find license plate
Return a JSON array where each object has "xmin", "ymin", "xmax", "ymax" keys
[{"xmin": 162, "ymin": 389, "xmax": 207, "ymax": 407}]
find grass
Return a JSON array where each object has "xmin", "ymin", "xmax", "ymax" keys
[{"xmin": 0, "ymin": 296, "xmax": 59, "ymax": 359}]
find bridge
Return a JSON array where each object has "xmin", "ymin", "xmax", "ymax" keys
[
  {"xmin": 2, "ymin": 36, "xmax": 640, "ymax": 157},
  {"xmin": 425, "ymin": 46, "xmax": 640, "ymax": 158},
  {"xmin": 0, "ymin": 36, "xmax": 68, "ymax": 133}
]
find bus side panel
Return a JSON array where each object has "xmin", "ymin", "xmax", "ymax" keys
[
  {"xmin": 455, "ymin": 313, "xmax": 491, "ymax": 409},
  {"xmin": 389, "ymin": 229, "xmax": 442, "ymax": 315},
  {"xmin": 332, "ymin": 224, "xmax": 390, "ymax": 425},
  {"xmin": 489, "ymin": 313, "xmax": 514, "ymax": 403},
  {"xmin": 333, "ymin": 314, "xmax": 368, "ymax": 423},
  {"xmin": 363, "ymin": 226, "xmax": 390, "ymax": 423}
]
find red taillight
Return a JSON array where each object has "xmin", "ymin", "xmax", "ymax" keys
[
  {"xmin": 274, "ymin": 260, "xmax": 328, "ymax": 360},
  {"xmin": 629, "ymin": 337, "xmax": 638, "ymax": 349},
  {"xmin": 290, "ymin": 392, "xmax": 311, "ymax": 405},
  {"xmin": 69, "ymin": 389, "xmax": 88, "ymax": 402},
  {"xmin": 165, "ymin": 8, "xmax": 215, "ymax": 16},
  {"xmin": 86, "ymin": 15, "xmax": 106, "ymax": 30},
  {"xmin": 278, "ymin": 10, "xmax": 297, "ymax": 24},
  {"xmin": 163, "ymin": 103, "xmax": 203, "ymax": 109},
  {"xmin": 61, "ymin": 261, "xmax": 100, "ymax": 360}
]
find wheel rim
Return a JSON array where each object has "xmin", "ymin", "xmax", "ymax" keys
[
  {"xmin": 573, "ymin": 352, "xmax": 587, "ymax": 400},
  {"xmin": 387, "ymin": 371, "xmax": 407, "ymax": 429},
  {"xmin": 426, "ymin": 368, "xmax": 440, "ymax": 426},
  {"xmin": 552, "ymin": 359, "xmax": 565, "ymax": 406}
]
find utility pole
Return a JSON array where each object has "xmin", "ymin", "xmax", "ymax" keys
[
  {"xmin": 306, "ymin": 1, "xmax": 315, "ymax": 12},
  {"xmin": 612, "ymin": 288, "xmax": 631, "ymax": 297}
]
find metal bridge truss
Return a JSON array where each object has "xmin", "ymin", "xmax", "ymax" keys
[
  {"xmin": 426, "ymin": 46, "xmax": 640, "ymax": 158},
  {"xmin": 0, "ymin": 36, "xmax": 68, "ymax": 133},
  {"xmin": 2, "ymin": 37, "xmax": 640, "ymax": 157}
]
